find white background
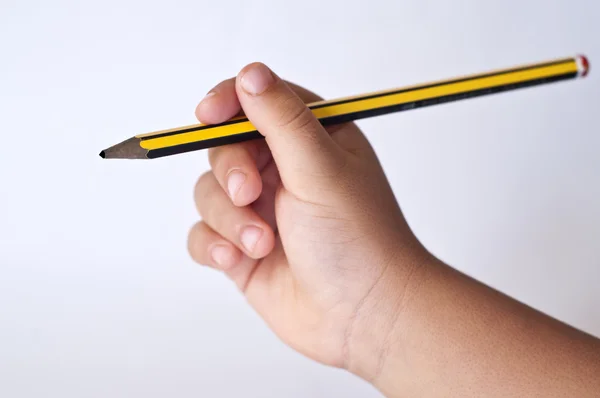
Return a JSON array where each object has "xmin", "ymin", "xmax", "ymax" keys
[{"xmin": 1, "ymin": 0, "xmax": 599, "ymax": 396}]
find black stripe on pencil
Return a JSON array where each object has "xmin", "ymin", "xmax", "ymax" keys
[{"xmin": 99, "ymin": 55, "xmax": 590, "ymax": 160}]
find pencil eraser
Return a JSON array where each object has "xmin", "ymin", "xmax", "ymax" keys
[{"xmin": 576, "ymin": 54, "xmax": 590, "ymax": 77}]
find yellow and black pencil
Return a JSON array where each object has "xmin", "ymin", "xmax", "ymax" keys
[{"xmin": 100, "ymin": 55, "xmax": 590, "ymax": 159}]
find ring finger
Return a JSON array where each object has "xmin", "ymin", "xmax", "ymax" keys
[{"xmin": 195, "ymin": 171, "xmax": 275, "ymax": 259}]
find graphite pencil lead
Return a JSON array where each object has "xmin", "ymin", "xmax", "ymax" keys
[{"xmin": 100, "ymin": 137, "xmax": 148, "ymax": 159}]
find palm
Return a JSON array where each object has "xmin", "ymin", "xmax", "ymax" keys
[
  {"xmin": 231, "ymin": 123, "xmax": 376, "ymax": 366},
  {"xmin": 191, "ymin": 76, "xmax": 402, "ymax": 367},
  {"xmin": 244, "ymin": 122, "xmax": 362, "ymax": 292}
]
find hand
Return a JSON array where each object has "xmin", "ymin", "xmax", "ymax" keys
[
  {"xmin": 188, "ymin": 62, "xmax": 600, "ymax": 397},
  {"xmin": 187, "ymin": 62, "xmax": 429, "ymax": 376}
]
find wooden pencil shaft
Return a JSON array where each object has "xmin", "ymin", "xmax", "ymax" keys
[{"xmin": 100, "ymin": 55, "xmax": 590, "ymax": 160}]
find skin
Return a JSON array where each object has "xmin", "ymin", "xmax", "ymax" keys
[{"xmin": 188, "ymin": 62, "xmax": 600, "ymax": 397}]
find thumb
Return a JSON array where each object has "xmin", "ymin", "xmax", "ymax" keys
[{"xmin": 235, "ymin": 62, "xmax": 347, "ymax": 194}]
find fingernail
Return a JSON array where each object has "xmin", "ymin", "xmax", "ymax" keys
[
  {"xmin": 241, "ymin": 226, "xmax": 263, "ymax": 253},
  {"xmin": 227, "ymin": 171, "xmax": 246, "ymax": 201},
  {"xmin": 211, "ymin": 244, "xmax": 233, "ymax": 268},
  {"xmin": 240, "ymin": 63, "xmax": 275, "ymax": 95}
]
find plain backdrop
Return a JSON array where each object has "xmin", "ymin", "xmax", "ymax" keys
[{"xmin": 1, "ymin": 1, "xmax": 599, "ymax": 397}]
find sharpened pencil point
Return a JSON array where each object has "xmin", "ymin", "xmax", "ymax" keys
[{"xmin": 99, "ymin": 137, "xmax": 148, "ymax": 159}]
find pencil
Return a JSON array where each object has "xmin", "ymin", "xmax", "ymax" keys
[{"xmin": 100, "ymin": 54, "xmax": 590, "ymax": 160}]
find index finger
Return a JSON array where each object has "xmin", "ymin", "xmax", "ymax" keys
[
  {"xmin": 197, "ymin": 78, "xmax": 324, "ymax": 126},
  {"xmin": 198, "ymin": 78, "xmax": 325, "ymax": 206}
]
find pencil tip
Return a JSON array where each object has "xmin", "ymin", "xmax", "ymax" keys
[{"xmin": 99, "ymin": 137, "xmax": 148, "ymax": 159}]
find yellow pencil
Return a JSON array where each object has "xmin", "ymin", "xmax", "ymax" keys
[{"xmin": 100, "ymin": 55, "xmax": 590, "ymax": 159}]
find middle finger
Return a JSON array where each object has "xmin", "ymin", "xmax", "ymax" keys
[{"xmin": 195, "ymin": 171, "xmax": 275, "ymax": 259}]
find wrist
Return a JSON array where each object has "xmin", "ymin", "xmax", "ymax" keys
[{"xmin": 343, "ymin": 239, "xmax": 434, "ymax": 387}]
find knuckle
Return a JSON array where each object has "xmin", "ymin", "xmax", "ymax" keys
[
  {"xmin": 208, "ymin": 147, "xmax": 231, "ymax": 176},
  {"xmin": 187, "ymin": 223, "xmax": 210, "ymax": 263},
  {"xmin": 194, "ymin": 172, "xmax": 221, "ymax": 215},
  {"xmin": 188, "ymin": 222, "xmax": 204, "ymax": 245},
  {"xmin": 203, "ymin": 197, "xmax": 221, "ymax": 227},
  {"xmin": 328, "ymin": 154, "xmax": 352, "ymax": 180},
  {"xmin": 207, "ymin": 147, "xmax": 222, "ymax": 169},
  {"xmin": 275, "ymin": 94, "xmax": 315, "ymax": 132},
  {"xmin": 194, "ymin": 171, "xmax": 213, "ymax": 195},
  {"xmin": 218, "ymin": 77, "xmax": 236, "ymax": 90}
]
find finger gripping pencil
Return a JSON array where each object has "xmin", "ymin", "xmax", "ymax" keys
[{"xmin": 99, "ymin": 55, "xmax": 590, "ymax": 160}]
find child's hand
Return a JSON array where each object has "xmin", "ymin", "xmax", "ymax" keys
[
  {"xmin": 187, "ymin": 62, "xmax": 427, "ymax": 375},
  {"xmin": 188, "ymin": 62, "xmax": 600, "ymax": 397}
]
